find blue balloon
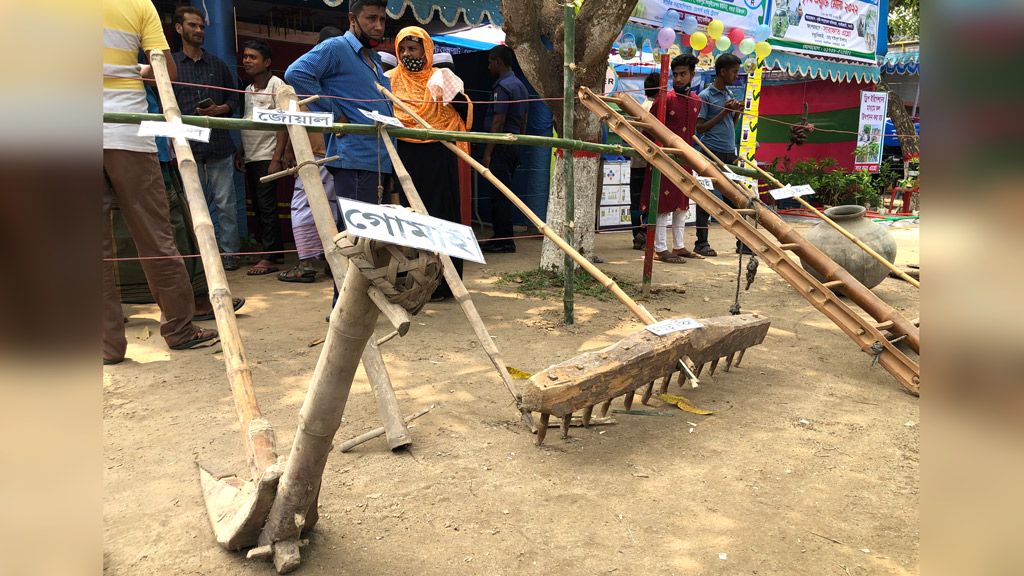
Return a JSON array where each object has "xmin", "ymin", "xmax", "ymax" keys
[
  {"xmin": 662, "ymin": 10, "xmax": 680, "ymax": 29},
  {"xmin": 681, "ymin": 16, "xmax": 699, "ymax": 35},
  {"xmin": 754, "ymin": 24, "xmax": 771, "ymax": 43}
]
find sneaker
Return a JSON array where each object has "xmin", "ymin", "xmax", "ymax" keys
[
  {"xmin": 735, "ymin": 246, "xmax": 754, "ymax": 256},
  {"xmin": 481, "ymin": 242, "xmax": 516, "ymax": 254}
]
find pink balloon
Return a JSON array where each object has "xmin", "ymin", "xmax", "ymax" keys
[{"xmin": 728, "ymin": 28, "xmax": 746, "ymax": 45}]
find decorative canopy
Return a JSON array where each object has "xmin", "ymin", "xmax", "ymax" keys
[
  {"xmin": 763, "ymin": 51, "xmax": 881, "ymax": 84},
  {"xmin": 881, "ymin": 43, "xmax": 919, "ymax": 75},
  {"xmin": 383, "ymin": 0, "xmax": 502, "ymax": 26}
]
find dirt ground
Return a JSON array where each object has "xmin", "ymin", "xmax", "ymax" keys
[{"xmin": 103, "ymin": 220, "xmax": 920, "ymax": 575}]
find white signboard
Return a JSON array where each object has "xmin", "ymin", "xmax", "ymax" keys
[
  {"xmin": 768, "ymin": 0, "xmax": 882, "ymax": 63},
  {"xmin": 645, "ymin": 317, "xmax": 704, "ymax": 336},
  {"xmin": 253, "ymin": 107, "xmax": 333, "ymax": 127},
  {"xmin": 630, "ymin": 0, "xmax": 769, "ymax": 40},
  {"xmin": 137, "ymin": 120, "xmax": 210, "ymax": 143},
  {"xmin": 696, "ymin": 175, "xmax": 714, "ymax": 190},
  {"xmin": 360, "ymin": 108, "xmax": 404, "ymax": 127},
  {"xmin": 854, "ymin": 90, "xmax": 888, "ymax": 173},
  {"xmin": 770, "ymin": 184, "xmax": 815, "ymax": 200},
  {"xmin": 337, "ymin": 199, "xmax": 485, "ymax": 264}
]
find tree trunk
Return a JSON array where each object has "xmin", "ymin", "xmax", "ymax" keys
[
  {"xmin": 877, "ymin": 76, "xmax": 919, "ymax": 166},
  {"xmin": 501, "ymin": 0, "xmax": 638, "ymax": 272}
]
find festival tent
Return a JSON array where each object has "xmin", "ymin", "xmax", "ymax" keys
[{"xmin": 881, "ymin": 40, "xmax": 919, "ymax": 117}]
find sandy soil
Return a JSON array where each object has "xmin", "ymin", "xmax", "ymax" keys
[{"xmin": 103, "ymin": 221, "xmax": 920, "ymax": 575}]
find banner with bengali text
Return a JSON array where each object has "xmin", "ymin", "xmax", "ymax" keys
[{"xmin": 765, "ymin": 0, "xmax": 881, "ymax": 63}]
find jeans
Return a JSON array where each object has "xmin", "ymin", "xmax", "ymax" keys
[
  {"xmin": 694, "ymin": 149, "xmax": 738, "ymax": 249},
  {"xmin": 245, "ymin": 160, "xmax": 283, "ymax": 258},
  {"xmin": 198, "ymin": 155, "xmax": 240, "ymax": 256},
  {"xmin": 327, "ymin": 167, "xmax": 386, "ymax": 306}
]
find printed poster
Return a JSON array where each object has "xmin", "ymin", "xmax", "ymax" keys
[
  {"xmin": 854, "ymin": 90, "xmax": 888, "ymax": 173},
  {"xmin": 766, "ymin": 0, "xmax": 881, "ymax": 62},
  {"xmin": 630, "ymin": 0, "xmax": 768, "ymax": 36}
]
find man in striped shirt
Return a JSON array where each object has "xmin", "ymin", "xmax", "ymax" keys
[
  {"xmin": 102, "ymin": 0, "xmax": 218, "ymax": 364},
  {"xmin": 172, "ymin": 6, "xmax": 243, "ymax": 270}
]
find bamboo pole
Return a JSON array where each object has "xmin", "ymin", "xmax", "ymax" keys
[
  {"xmin": 378, "ymin": 84, "xmax": 656, "ymax": 325},
  {"xmin": 102, "ymin": 112, "xmax": 764, "ymax": 179},
  {"xmin": 272, "ymin": 85, "xmax": 412, "ymax": 451},
  {"xmin": 562, "ymin": 2, "xmax": 576, "ymax": 325},
  {"xmin": 149, "ymin": 51, "xmax": 277, "ymax": 480},
  {"xmin": 729, "ymin": 154, "xmax": 920, "ymax": 289},
  {"xmin": 377, "ymin": 126, "xmax": 536, "ymax": 432},
  {"xmin": 338, "ymin": 408, "xmax": 430, "ymax": 453}
]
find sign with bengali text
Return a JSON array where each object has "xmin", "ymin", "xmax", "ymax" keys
[{"xmin": 337, "ymin": 199, "xmax": 485, "ymax": 264}]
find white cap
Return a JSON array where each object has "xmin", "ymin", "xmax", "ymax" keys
[
  {"xmin": 433, "ymin": 53, "xmax": 454, "ymax": 65},
  {"xmin": 379, "ymin": 52, "xmax": 398, "ymax": 66}
]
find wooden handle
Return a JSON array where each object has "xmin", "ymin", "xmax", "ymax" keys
[
  {"xmin": 377, "ymin": 84, "xmax": 656, "ymax": 325},
  {"xmin": 149, "ymin": 50, "xmax": 276, "ymax": 480}
]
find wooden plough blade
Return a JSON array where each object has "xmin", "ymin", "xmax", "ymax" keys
[
  {"xmin": 522, "ymin": 315, "xmax": 770, "ymax": 445},
  {"xmin": 198, "ymin": 461, "xmax": 282, "ymax": 551}
]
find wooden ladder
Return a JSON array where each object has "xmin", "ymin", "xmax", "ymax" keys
[{"xmin": 578, "ymin": 87, "xmax": 919, "ymax": 395}]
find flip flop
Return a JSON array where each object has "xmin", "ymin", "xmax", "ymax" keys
[
  {"xmin": 693, "ymin": 245, "xmax": 718, "ymax": 257},
  {"xmin": 673, "ymin": 249, "xmax": 705, "ymax": 260},
  {"xmin": 193, "ymin": 297, "xmax": 245, "ymax": 321},
  {"xmin": 247, "ymin": 262, "xmax": 279, "ymax": 276},
  {"xmin": 654, "ymin": 251, "xmax": 686, "ymax": 264},
  {"xmin": 169, "ymin": 327, "xmax": 219, "ymax": 350},
  {"xmin": 277, "ymin": 266, "xmax": 317, "ymax": 283}
]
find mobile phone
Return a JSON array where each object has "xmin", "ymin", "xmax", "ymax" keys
[{"xmin": 197, "ymin": 98, "xmax": 214, "ymax": 109}]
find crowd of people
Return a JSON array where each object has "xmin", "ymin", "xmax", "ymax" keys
[{"xmin": 102, "ymin": 0, "xmax": 528, "ymax": 363}]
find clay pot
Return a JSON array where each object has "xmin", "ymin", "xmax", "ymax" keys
[{"xmin": 800, "ymin": 205, "xmax": 896, "ymax": 289}]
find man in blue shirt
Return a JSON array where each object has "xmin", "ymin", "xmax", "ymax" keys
[
  {"xmin": 696, "ymin": 53, "xmax": 747, "ymax": 256},
  {"xmin": 480, "ymin": 45, "xmax": 528, "ymax": 253},
  {"xmin": 285, "ymin": 0, "xmax": 394, "ymax": 207},
  {"xmin": 172, "ymin": 6, "xmax": 242, "ymax": 270}
]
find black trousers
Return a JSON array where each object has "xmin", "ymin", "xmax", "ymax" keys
[
  {"xmin": 694, "ymin": 149, "xmax": 739, "ymax": 249},
  {"xmin": 629, "ymin": 166, "xmax": 648, "ymax": 238},
  {"xmin": 245, "ymin": 160, "xmax": 283, "ymax": 258},
  {"xmin": 482, "ymin": 144, "xmax": 519, "ymax": 245}
]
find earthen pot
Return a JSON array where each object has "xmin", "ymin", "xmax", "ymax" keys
[{"xmin": 800, "ymin": 205, "xmax": 896, "ymax": 289}]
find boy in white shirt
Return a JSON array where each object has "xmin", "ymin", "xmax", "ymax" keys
[{"xmin": 235, "ymin": 39, "xmax": 286, "ymax": 275}]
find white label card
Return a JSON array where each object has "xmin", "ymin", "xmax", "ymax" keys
[
  {"xmin": 137, "ymin": 120, "xmax": 210, "ymax": 143},
  {"xmin": 645, "ymin": 318, "xmax": 704, "ymax": 336},
  {"xmin": 360, "ymin": 108, "xmax": 404, "ymax": 127},
  {"xmin": 770, "ymin": 184, "xmax": 815, "ymax": 200},
  {"xmin": 253, "ymin": 107, "xmax": 333, "ymax": 127},
  {"xmin": 337, "ymin": 198, "xmax": 485, "ymax": 264},
  {"xmin": 696, "ymin": 176, "xmax": 714, "ymax": 190}
]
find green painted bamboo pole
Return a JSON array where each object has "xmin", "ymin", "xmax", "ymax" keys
[
  {"xmin": 103, "ymin": 112, "xmax": 762, "ymax": 179},
  {"xmin": 562, "ymin": 2, "xmax": 576, "ymax": 326}
]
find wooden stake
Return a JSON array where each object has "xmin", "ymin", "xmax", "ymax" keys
[
  {"xmin": 537, "ymin": 413, "xmax": 550, "ymax": 446},
  {"xmin": 337, "ymin": 408, "xmax": 430, "ymax": 453},
  {"xmin": 377, "ymin": 126, "xmax": 536, "ymax": 433},
  {"xmin": 362, "ymin": 341, "xmax": 411, "ymax": 451}
]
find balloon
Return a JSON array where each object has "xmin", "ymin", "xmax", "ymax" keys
[
  {"xmin": 700, "ymin": 42, "xmax": 714, "ymax": 55},
  {"xmin": 681, "ymin": 15, "xmax": 699, "ymax": 35},
  {"xmin": 707, "ymin": 20, "xmax": 724, "ymax": 39},
  {"xmin": 681, "ymin": 33, "xmax": 691, "ymax": 48},
  {"xmin": 715, "ymin": 36, "xmax": 732, "ymax": 52},
  {"xmin": 657, "ymin": 27, "xmax": 676, "ymax": 49},
  {"xmin": 754, "ymin": 24, "xmax": 771, "ymax": 43},
  {"xmin": 689, "ymin": 31, "xmax": 708, "ymax": 50},
  {"xmin": 738, "ymin": 38, "xmax": 756, "ymax": 55},
  {"xmin": 755, "ymin": 41, "xmax": 772, "ymax": 59},
  {"xmin": 662, "ymin": 10, "xmax": 680, "ymax": 30},
  {"xmin": 728, "ymin": 28, "xmax": 746, "ymax": 45},
  {"xmin": 743, "ymin": 57, "xmax": 758, "ymax": 74}
]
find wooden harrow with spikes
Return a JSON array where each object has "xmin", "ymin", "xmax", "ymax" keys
[{"xmin": 523, "ymin": 314, "xmax": 771, "ymax": 445}]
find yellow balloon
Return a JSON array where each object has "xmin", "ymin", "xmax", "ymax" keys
[
  {"xmin": 690, "ymin": 31, "xmax": 708, "ymax": 51},
  {"xmin": 708, "ymin": 20, "xmax": 724, "ymax": 39},
  {"xmin": 755, "ymin": 41, "xmax": 772, "ymax": 59}
]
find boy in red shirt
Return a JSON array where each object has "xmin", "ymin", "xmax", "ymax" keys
[{"xmin": 640, "ymin": 54, "xmax": 705, "ymax": 263}]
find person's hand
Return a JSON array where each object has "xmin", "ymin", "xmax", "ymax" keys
[
  {"xmin": 482, "ymin": 153, "xmax": 491, "ymax": 169},
  {"xmin": 727, "ymin": 99, "xmax": 744, "ymax": 111},
  {"xmin": 282, "ymin": 151, "xmax": 296, "ymax": 170},
  {"xmin": 234, "ymin": 150, "xmax": 245, "ymax": 172},
  {"xmin": 197, "ymin": 103, "xmax": 224, "ymax": 116},
  {"xmin": 269, "ymin": 158, "xmax": 282, "ymax": 175}
]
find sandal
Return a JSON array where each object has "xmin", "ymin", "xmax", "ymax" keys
[
  {"xmin": 193, "ymin": 297, "xmax": 245, "ymax": 322},
  {"xmin": 654, "ymin": 251, "xmax": 686, "ymax": 264},
  {"xmin": 247, "ymin": 261, "xmax": 279, "ymax": 276},
  {"xmin": 632, "ymin": 238, "xmax": 645, "ymax": 250},
  {"xmin": 169, "ymin": 327, "xmax": 219, "ymax": 350},
  {"xmin": 673, "ymin": 248, "xmax": 705, "ymax": 260},
  {"xmin": 693, "ymin": 245, "xmax": 718, "ymax": 257},
  {"xmin": 277, "ymin": 265, "xmax": 317, "ymax": 283}
]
